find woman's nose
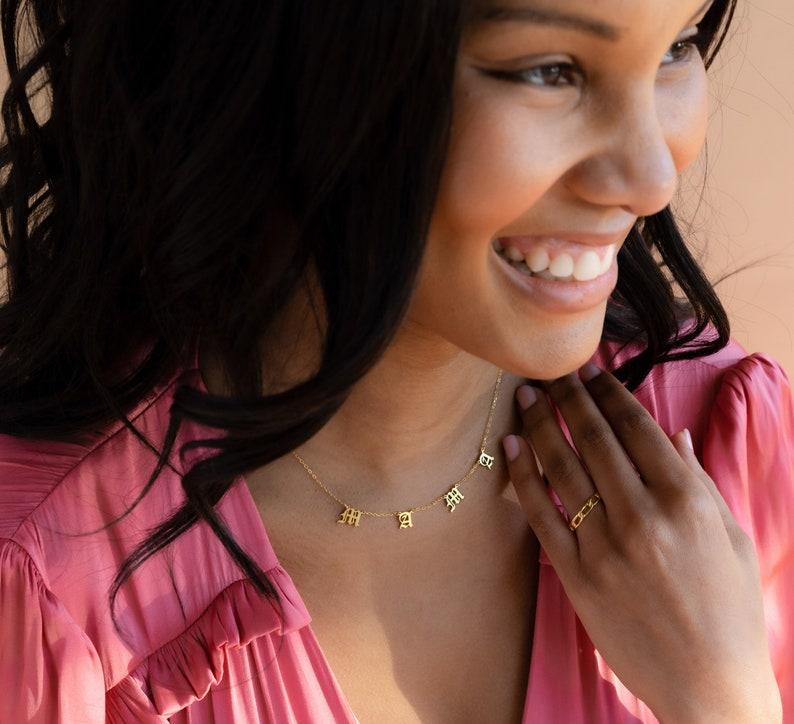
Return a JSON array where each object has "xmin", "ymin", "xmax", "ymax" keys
[{"xmin": 565, "ymin": 94, "xmax": 680, "ymax": 218}]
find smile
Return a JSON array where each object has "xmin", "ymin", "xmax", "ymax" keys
[
  {"xmin": 490, "ymin": 235, "xmax": 622, "ymax": 314},
  {"xmin": 492, "ymin": 237, "xmax": 616, "ymax": 282}
]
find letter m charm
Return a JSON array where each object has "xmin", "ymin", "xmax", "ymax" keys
[
  {"xmin": 337, "ymin": 506, "xmax": 363, "ymax": 527},
  {"xmin": 444, "ymin": 485, "xmax": 465, "ymax": 512}
]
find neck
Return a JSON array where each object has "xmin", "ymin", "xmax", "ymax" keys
[
  {"xmin": 199, "ymin": 295, "xmax": 524, "ymax": 510},
  {"xmin": 308, "ymin": 319, "xmax": 511, "ymax": 493}
]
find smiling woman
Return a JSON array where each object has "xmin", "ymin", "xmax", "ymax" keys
[{"xmin": 0, "ymin": 0, "xmax": 791, "ymax": 723}]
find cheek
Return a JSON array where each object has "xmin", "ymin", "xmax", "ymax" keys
[
  {"xmin": 663, "ymin": 64, "xmax": 709, "ymax": 173},
  {"xmin": 432, "ymin": 82, "xmax": 572, "ymax": 238},
  {"xmin": 408, "ymin": 82, "xmax": 603, "ymax": 378}
]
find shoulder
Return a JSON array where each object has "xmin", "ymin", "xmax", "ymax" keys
[
  {"xmin": 0, "ymin": 366, "xmax": 211, "ymax": 677},
  {"xmin": 0, "ymin": 361, "xmax": 303, "ymax": 705},
  {"xmin": 0, "ymin": 365, "xmax": 194, "ymax": 542}
]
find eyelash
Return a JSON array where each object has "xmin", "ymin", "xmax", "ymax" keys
[{"xmin": 488, "ymin": 30, "xmax": 704, "ymax": 89}]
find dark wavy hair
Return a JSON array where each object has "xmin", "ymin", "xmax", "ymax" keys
[{"xmin": 0, "ymin": 0, "xmax": 736, "ymax": 628}]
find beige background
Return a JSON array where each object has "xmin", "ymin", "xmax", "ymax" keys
[
  {"xmin": 1, "ymin": 1, "xmax": 792, "ymax": 376},
  {"xmin": 677, "ymin": 0, "xmax": 794, "ymax": 377}
]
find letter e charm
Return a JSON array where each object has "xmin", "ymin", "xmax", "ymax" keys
[{"xmin": 478, "ymin": 449, "xmax": 495, "ymax": 469}]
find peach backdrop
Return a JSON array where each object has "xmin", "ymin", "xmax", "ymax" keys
[
  {"xmin": 677, "ymin": 0, "xmax": 794, "ymax": 377},
  {"xmin": 1, "ymin": 2, "xmax": 792, "ymax": 377}
]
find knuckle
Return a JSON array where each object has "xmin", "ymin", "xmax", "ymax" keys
[
  {"xmin": 614, "ymin": 407, "xmax": 655, "ymax": 437},
  {"xmin": 526, "ymin": 510, "xmax": 559, "ymax": 544},
  {"xmin": 623, "ymin": 518, "xmax": 675, "ymax": 568},
  {"xmin": 543, "ymin": 452, "xmax": 581, "ymax": 485},
  {"xmin": 579, "ymin": 421, "xmax": 612, "ymax": 452},
  {"xmin": 611, "ymin": 502, "xmax": 666, "ymax": 555},
  {"xmin": 669, "ymin": 487, "xmax": 715, "ymax": 524}
]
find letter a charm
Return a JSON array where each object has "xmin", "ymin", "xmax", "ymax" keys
[
  {"xmin": 397, "ymin": 511, "xmax": 413, "ymax": 529},
  {"xmin": 478, "ymin": 449, "xmax": 495, "ymax": 469}
]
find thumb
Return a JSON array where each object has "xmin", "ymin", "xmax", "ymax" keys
[
  {"xmin": 670, "ymin": 427, "xmax": 697, "ymax": 465},
  {"xmin": 670, "ymin": 427, "xmax": 740, "ymax": 535}
]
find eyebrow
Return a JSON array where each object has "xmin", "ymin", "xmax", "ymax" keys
[{"xmin": 475, "ymin": 0, "xmax": 715, "ymax": 42}]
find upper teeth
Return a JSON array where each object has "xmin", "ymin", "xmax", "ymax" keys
[{"xmin": 494, "ymin": 240, "xmax": 615, "ymax": 281}]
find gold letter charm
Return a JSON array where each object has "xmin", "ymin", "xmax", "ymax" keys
[
  {"xmin": 478, "ymin": 450, "xmax": 495, "ymax": 469},
  {"xmin": 337, "ymin": 506, "xmax": 363, "ymax": 527},
  {"xmin": 397, "ymin": 511, "xmax": 413, "ymax": 529},
  {"xmin": 444, "ymin": 485, "xmax": 465, "ymax": 512}
]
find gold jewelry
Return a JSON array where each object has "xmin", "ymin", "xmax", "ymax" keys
[
  {"xmin": 291, "ymin": 368, "xmax": 503, "ymax": 530},
  {"xmin": 568, "ymin": 492, "xmax": 602, "ymax": 531}
]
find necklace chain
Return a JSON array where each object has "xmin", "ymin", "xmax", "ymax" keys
[{"xmin": 291, "ymin": 368, "xmax": 504, "ymax": 529}]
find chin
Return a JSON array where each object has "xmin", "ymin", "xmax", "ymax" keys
[{"xmin": 499, "ymin": 315, "xmax": 605, "ymax": 382}]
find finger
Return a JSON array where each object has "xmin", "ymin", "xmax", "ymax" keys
[
  {"xmin": 577, "ymin": 364, "xmax": 691, "ymax": 491},
  {"xmin": 539, "ymin": 371, "xmax": 644, "ymax": 516},
  {"xmin": 669, "ymin": 428, "xmax": 744, "ymax": 540},
  {"xmin": 502, "ymin": 434, "xmax": 579, "ymax": 573},
  {"xmin": 516, "ymin": 384, "xmax": 608, "ymax": 543}
]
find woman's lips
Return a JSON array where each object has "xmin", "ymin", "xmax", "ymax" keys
[{"xmin": 491, "ymin": 242, "xmax": 619, "ymax": 314}]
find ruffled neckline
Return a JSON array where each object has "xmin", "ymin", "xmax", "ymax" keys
[{"xmin": 107, "ymin": 566, "xmax": 311, "ymax": 719}]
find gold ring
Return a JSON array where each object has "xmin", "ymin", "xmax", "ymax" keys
[{"xmin": 568, "ymin": 492, "xmax": 602, "ymax": 531}]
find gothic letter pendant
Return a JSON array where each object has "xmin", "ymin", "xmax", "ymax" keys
[
  {"xmin": 478, "ymin": 449, "xmax": 495, "ymax": 469},
  {"xmin": 444, "ymin": 485, "xmax": 464, "ymax": 512},
  {"xmin": 338, "ymin": 506, "xmax": 363, "ymax": 527},
  {"xmin": 397, "ymin": 511, "xmax": 413, "ymax": 529}
]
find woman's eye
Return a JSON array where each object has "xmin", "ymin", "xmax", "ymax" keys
[
  {"xmin": 482, "ymin": 29, "xmax": 705, "ymax": 90},
  {"xmin": 522, "ymin": 63, "xmax": 580, "ymax": 88},
  {"xmin": 485, "ymin": 63, "xmax": 582, "ymax": 89},
  {"xmin": 662, "ymin": 38, "xmax": 701, "ymax": 65}
]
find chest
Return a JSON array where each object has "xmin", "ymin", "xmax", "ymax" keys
[{"xmin": 260, "ymin": 494, "xmax": 540, "ymax": 724}]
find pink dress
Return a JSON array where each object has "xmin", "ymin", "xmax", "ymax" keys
[{"xmin": 1, "ymin": 334, "xmax": 792, "ymax": 723}]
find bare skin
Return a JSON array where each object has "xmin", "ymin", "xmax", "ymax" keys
[
  {"xmin": 245, "ymin": 409, "xmax": 540, "ymax": 723},
  {"xmin": 202, "ymin": 0, "xmax": 784, "ymax": 720},
  {"xmin": 208, "ymin": 334, "xmax": 540, "ymax": 723}
]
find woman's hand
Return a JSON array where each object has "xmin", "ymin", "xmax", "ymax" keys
[{"xmin": 502, "ymin": 364, "xmax": 782, "ymax": 724}]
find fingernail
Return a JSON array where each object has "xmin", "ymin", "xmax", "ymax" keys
[
  {"xmin": 502, "ymin": 435, "xmax": 520, "ymax": 461},
  {"xmin": 516, "ymin": 385, "xmax": 538, "ymax": 410},
  {"xmin": 579, "ymin": 362, "xmax": 602, "ymax": 381},
  {"xmin": 682, "ymin": 428, "xmax": 693, "ymax": 450}
]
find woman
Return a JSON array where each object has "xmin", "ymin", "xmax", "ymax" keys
[{"xmin": 0, "ymin": 0, "xmax": 791, "ymax": 721}]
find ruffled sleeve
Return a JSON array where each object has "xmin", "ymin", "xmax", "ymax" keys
[
  {"xmin": 0, "ymin": 538, "xmax": 106, "ymax": 723},
  {"xmin": 701, "ymin": 353, "xmax": 794, "ymax": 719}
]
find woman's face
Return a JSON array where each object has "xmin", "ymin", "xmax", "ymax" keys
[{"xmin": 409, "ymin": 0, "xmax": 713, "ymax": 380}]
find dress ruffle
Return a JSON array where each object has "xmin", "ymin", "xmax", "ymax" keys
[{"xmin": 107, "ymin": 566, "xmax": 311, "ymax": 719}]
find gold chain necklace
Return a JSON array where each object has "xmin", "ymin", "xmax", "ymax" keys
[{"xmin": 291, "ymin": 368, "xmax": 503, "ymax": 530}]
